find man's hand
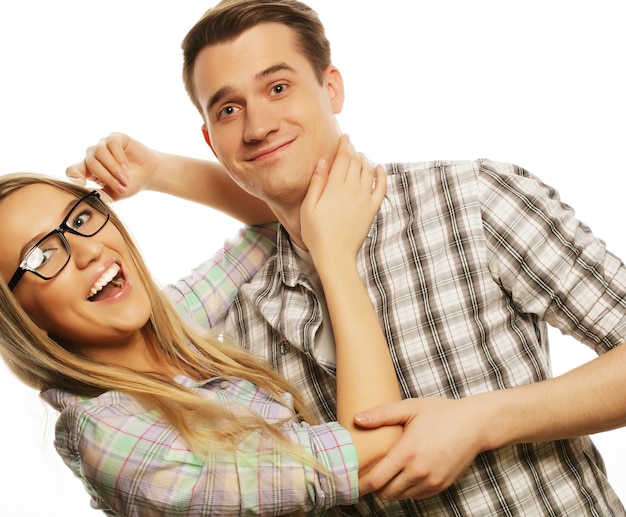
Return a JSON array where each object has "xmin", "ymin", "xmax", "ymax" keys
[
  {"xmin": 355, "ymin": 397, "xmax": 484, "ymax": 499},
  {"xmin": 66, "ymin": 132, "xmax": 160, "ymax": 200}
]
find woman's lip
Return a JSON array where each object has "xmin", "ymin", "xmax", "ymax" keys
[
  {"xmin": 87, "ymin": 260, "xmax": 130, "ymax": 303},
  {"xmin": 88, "ymin": 270, "xmax": 131, "ymax": 304},
  {"xmin": 88, "ymin": 259, "xmax": 118, "ymax": 295}
]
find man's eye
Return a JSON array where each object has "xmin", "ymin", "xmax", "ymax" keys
[
  {"xmin": 270, "ymin": 84, "xmax": 287, "ymax": 96},
  {"xmin": 219, "ymin": 105, "xmax": 239, "ymax": 118}
]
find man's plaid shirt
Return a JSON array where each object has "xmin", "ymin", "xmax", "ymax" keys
[{"xmin": 179, "ymin": 159, "xmax": 626, "ymax": 516}]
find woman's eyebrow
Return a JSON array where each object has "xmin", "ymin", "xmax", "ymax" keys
[
  {"xmin": 18, "ymin": 197, "xmax": 78, "ymax": 258},
  {"xmin": 19, "ymin": 232, "xmax": 49, "ymax": 261}
]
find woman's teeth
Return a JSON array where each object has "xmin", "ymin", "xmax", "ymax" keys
[{"xmin": 88, "ymin": 263, "xmax": 122, "ymax": 299}]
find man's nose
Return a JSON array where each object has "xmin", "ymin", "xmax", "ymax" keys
[{"xmin": 243, "ymin": 101, "xmax": 279, "ymax": 143}]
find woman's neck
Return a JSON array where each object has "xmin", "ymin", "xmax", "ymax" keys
[{"xmin": 81, "ymin": 332, "xmax": 182, "ymax": 378}]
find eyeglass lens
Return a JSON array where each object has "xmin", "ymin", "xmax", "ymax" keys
[
  {"xmin": 22, "ymin": 233, "xmax": 70, "ymax": 277},
  {"xmin": 21, "ymin": 195, "xmax": 109, "ymax": 278}
]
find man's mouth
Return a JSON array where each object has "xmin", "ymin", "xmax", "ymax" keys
[
  {"xmin": 87, "ymin": 263, "xmax": 126, "ymax": 301},
  {"xmin": 246, "ymin": 139, "xmax": 293, "ymax": 162}
]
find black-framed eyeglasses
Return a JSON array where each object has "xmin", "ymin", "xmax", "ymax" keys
[{"xmin": 8, "ymin": 190, "xmax": 110, "ymax": 291}]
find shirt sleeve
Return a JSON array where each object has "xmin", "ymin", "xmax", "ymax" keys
[
  {"xmin": 164, "ymin": 224, "xmax": 277, "ymax": 330},
  {"xmin": 53, "ymin": 392, "xmax": 359, "ymax": 516},
  {"xmin": 479, "ymin": 160, "xmax": 626, "ymax": 353}
]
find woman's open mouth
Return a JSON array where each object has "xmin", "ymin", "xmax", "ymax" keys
[{"xmin": 87, "ymin": 263, "xmax": 127, "ymax": 302}]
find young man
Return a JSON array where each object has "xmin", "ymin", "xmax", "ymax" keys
[{"xmin": 68, "ymin": 1, "xmax": 626, "ymax": 514}]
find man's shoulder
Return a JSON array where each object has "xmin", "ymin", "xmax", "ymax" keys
[
  {"xmin": 379, "ymin": 159, "xmax": 482, "ymax": 194},
  {"xmin": 376, "ymin": 159, "xmax": 530, "ymax": 217},
  {"xmin": 381, "ymin": 158, "xmax": 515, "ymax": 175},
  {"xmin": 380, "ymin": 159, "xmax": 528, "ymax": 194}
]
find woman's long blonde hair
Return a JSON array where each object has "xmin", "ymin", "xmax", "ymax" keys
[{"xmin": 0, "ymin": 173, "xmax": 315, "ymax": 459}]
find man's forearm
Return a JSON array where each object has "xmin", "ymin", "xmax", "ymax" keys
[{"xmin": 477, "ymin": 343, "xmax": 626, "ymax": 451}]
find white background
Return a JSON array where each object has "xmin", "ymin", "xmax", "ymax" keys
[{"xmin": 1, "ymin": 1, "xmax": 625, "ymax": 514}]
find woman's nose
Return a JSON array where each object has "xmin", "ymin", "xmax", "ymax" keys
[{"xmin": 65, "ymin": 233, "xmax": 104, "ymax": 269}]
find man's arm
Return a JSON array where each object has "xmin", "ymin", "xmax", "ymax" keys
[
  {"xmin": 66, "ymin": 132, "xmax": 275, "ymax": 224},
  {"xmin": 356, "ymin": 160, "xmax": 626, "ymax": 500},
  {"xmin": 356, "ymin": 334, "xmax": 626, "ymax": 500}
]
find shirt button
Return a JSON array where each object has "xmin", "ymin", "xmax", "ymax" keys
[
  {"xmin": 279, "ymin": 341, "xmax": 290, "ymax": 354},
  {"xmin": 219, "ymin": 380, "xmax": 230, "ymax": 389}
]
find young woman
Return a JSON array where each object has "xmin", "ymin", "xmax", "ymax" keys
[{"xmin": 0, "ymin": 138, "xmax": 401, "ymax": 516}]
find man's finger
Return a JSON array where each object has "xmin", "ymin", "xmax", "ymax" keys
[{"xmin": 354, "ymin": 399, "xmax": 413, "ymax": 428}]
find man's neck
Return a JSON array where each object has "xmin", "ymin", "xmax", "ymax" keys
[{"xmin": 271, "ymin": 204, "xmax": 307, "ymax": 250}]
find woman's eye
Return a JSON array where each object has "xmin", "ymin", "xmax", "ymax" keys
[
  {"xmin": 24, "ymin": 247, "xmax": 53, "ymax": 270},
  {"xmin": 69, "ymin": 209, "xmax": 93, "ymax": 231}
]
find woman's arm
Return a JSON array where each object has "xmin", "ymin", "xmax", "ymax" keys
[
  {"xmin": 301, "ymin": 136, "xmax": 402, "ymax": 490},
  {"xmin": 164, "ymin": 224, "xmax": 277, "ymax": 329},
  {"xmin": 66, "ymin": 132, "xmax": 275, "ymax": 224},
  {"xmin": 52, "ymin": 386, "xmax": 358, "ymax": 516}
]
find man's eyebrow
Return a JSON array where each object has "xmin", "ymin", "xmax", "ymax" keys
[
  {"xmin": 19, "ymin": 197, "xmax": 77, "ymax": 258},
  {"xmin": 207, "ymin": 86, "xmax": 235, "ymax": 112},
  {"xmin": 206, "ymin": 62, "xmax": 296, "ymax": 112},
  {"xmin": 256, "ymin": 62, "xmax": 295, "ymax": 80}
]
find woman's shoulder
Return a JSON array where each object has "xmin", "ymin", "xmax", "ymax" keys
[
  {"xmin": 42, "ymin": 387, "xmax": 143, "ymax": 414},
  {"xmin": 45, "ymin": 387, "xmax": 176, "ymax": 462}
]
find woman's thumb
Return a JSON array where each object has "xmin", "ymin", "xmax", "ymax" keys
[{"xmin": 303, "ymin": 158, "xmax": 329, "ymax": 206}]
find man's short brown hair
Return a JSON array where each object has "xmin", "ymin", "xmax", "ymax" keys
[{"xmin": 182, "ymin": 0, "xmax": 331, "ymax": 113}]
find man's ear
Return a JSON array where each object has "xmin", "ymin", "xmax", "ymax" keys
[
  {"xmin": 325, "ymin": 65, "xmax": 345, "ymax": 114},
  {"xmin": 201, "ymin": 124, "xmax": 217, "ymax": 158}
]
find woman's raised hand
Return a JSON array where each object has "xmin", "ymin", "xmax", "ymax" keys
[
  {"xmin": 66, "ymin": 132, "xmax": 160, "ymax": 200},
  {"xmin": 301, "ymin": 135, "xmax": 386, "ymax": 270}
]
